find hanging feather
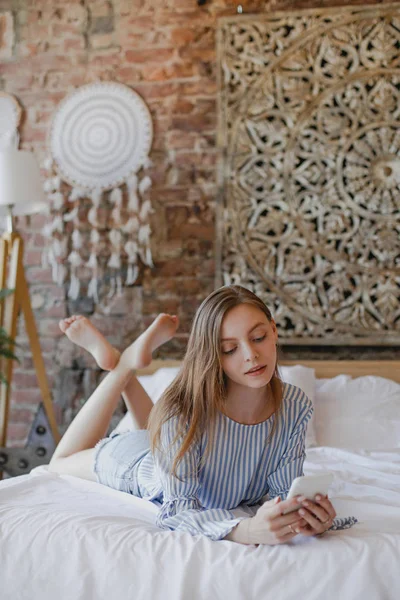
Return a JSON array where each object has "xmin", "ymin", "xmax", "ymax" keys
[
  {"xmin": 138, "ymin": 175, "xmax": 152, "ymax": 195},
  {"xmin": 52, "ymin": 215, "xmax": 64, "ymax": 233},
  {"xmin": 71, "ymin": 229, "xmax": 82, "ymax": 250},
  {"xmin": 52, "ymin": 176, "xmax": 61, "ymax": 191},
  {"xmin": 109, "ymin": 187, "xmax": 123, "ymax": 206},
  {"xmin": 111, "ymin": 206, "xmax": 121, "ymax": 224},
  {"xmin": 109, "ymin": 229, "xmax": 123, "ymax": 246},
  {"xmin": 139, "ymin": 199, "xmax": 153, "ymax": 221},
  {"xmin": 87, "ymin": 189, "xmax": 102, "ymax": 230},
  {"xmin": 86, "ymin": 251, "xmax": 98, "ymax": 269},
  {"xmin": 68, "ymin": 273, "xmax": 80, "ymax": 300},
  {"xmin": 69, "ymin": 187, "xmax": 86, "ymax": 202},
  {"xmin": 43, "ymin": 157, "xmax": 53, "ymax": 171},
  {"xmin": 43, "ymin": 179, "xmax": 56, "ymax": 193},
  {"xmin": 145, "ymin": 245, "xmax": 154, "ymax": 268},
  {"xmin": 49, "ymin": 192, "xmax": 64, "ymax": 210},
  {"xmin": 126, "ymin": 175, "xmax": 140, "ymax": 212},
  {"xmin": 42, "ymin": 223, "xmax": 54, "ymax": 238},
  {"xmin": 90, "ymin": 229, "xmax": 100, "ymax": 244},
  {"xmin": 126, "ymin": 264, "xmax": 139, "ymax": 285},
  {"xmin": 88, "ymin": 276, "xmax": 99, "ymax": 303},
  {"xmin": 88, "ymin": 206, "xmax": 99, "ymax": 227},
  {"xmin": 108, "ymin": 252, "xmax": 121, "ymax": 269},
  {"xmin": 124, "ymin": 240, "xmax": 138, "ymax": 258},
  {"xmin": 63, "ymin": 207, "xmax": 79, "ymax": 222},
  {"xmin": 122, "ymin": 216, "xmax": 140, "ymax": 234},
  {"xmin": 68, "ymin": 250, "xmax": 82, "ymax": 268},
  {"xmin": 53, "ymin": 237, "xmax": 67, "ymax": 257},
  {"xmin": 138, "ymin": 223, "xmax": 151, "ymax": 245},
  {"xmin": 57, "ymin": 263, "xmax": 67, "ymax": 286},
  {"xmin": 91, "ymin": 189, "xmax": 102, "ymax": 206}
]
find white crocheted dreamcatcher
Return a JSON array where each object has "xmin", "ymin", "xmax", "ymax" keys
[{"xmin": 42, "ymin": 82, "xmax": 154, "ymax": 309}]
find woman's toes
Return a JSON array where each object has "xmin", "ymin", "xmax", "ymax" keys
[{"xmin": 59, "ymin": 319, "xmax": 69, "ymax": 333}]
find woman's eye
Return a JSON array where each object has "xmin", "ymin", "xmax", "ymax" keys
[
  {"xmin": 253, "ymin": 335, "xmax": 266, "ymax": 343},
  {"xmin": 222, "ymin": 347, "xmax": 236, "ymax": 355}
]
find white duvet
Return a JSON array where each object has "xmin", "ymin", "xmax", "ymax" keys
[{"xmin": 1, "ymin": 445, "xmax": 399, "ymax": 600}]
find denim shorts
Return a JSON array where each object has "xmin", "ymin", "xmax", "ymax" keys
[{"xmin": 93, "ymin": 429, "xmax": 151, "ymax": 496}]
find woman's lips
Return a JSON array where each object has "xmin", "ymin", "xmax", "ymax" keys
[{"xmin": 245, "ymin": 365, "xmax": 267, "ymax": 376}]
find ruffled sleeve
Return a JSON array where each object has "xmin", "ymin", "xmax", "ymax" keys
[
  {"xmin": 267, "ymin": 394, "xmax": 313, "ymax": 500},
  {"xmin": 154, "ymin": 417, "xmax": 247, "ymax": 541}
]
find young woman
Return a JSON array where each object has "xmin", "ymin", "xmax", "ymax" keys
[{"xmin": 49, "ymin": 285, "xmax": 338, "ymax": 545}]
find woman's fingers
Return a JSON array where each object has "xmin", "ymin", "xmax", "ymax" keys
[
  {"xmin": 271, "ymin": 511, "xmax": 307, "ymax": 532},
  {"xmin": 298, "ymin": 506, "xmax": 330, "ymax": 533},
  {"xmin": 314, "ymin": 495, "xmax": 337, "ymax": 519},
  {"xmin": 269, "ymin": 496, "xmax": 305, "ymax": 518},
  {"xmin": 300, "ymin": 499, "xmax": 330, "ymax": 524}
]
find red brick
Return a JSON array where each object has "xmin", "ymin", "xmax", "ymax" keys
[
  {"xmin": 25, "ymin": 249, "xmax": 45, "ymax": 266},
  {"xmin": 12, "ymin": 371, "xmax": 40, "ymax": 388},
  {"xmin": 169, "ymin": 28, "xmax": 196, "ymax": 46},
  {"xmin": 125, "ymin": 48, "xmax": 175, "ymax": 63},
  {"xmin": 11, "ymin": 387, "xmax": 42, "ymax": 406},
  {"xmin": 6, "ymin": 423, "xmax": 30, "ymax": 445},
  {"xmin": 9, "ymin": 407, "xmax": 36, "ymax": 423},
  {"xmin": 25, "ymin": 267, "xmax": 56, "ymax": 285},
  {"xmin": 0, "ymin": 12, "xmax": 14, "ymax": 59}
]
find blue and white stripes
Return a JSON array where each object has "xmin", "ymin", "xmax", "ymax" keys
[{"xmin": 137, "ymin": 383, "xmax": 313, "ymax": 541}]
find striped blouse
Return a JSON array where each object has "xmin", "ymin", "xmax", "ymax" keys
[{"xmin": 134, "ymin": 383, "xmax": 313, "ymax": 541}]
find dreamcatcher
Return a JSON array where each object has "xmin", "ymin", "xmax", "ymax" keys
[{"xmin": 42, "ymin": 82, "xmax": 154, "ymax": 309}]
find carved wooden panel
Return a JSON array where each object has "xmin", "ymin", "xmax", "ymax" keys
[{"xmin": 217, "ymin": 4, "xmax": 400, "ymax": 345}]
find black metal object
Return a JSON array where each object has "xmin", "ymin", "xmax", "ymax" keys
[{"xmin": 0, "ymin": 403, "xmax": 56, "ymax": 477}]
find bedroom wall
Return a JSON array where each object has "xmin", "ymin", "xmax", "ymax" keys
[{"xmin": 1, "ymin": 0, "xmax": 398, "ymax": 445}]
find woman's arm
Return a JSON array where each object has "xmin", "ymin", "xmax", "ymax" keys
[{"xmin": 154, "ymin": 417, "xmax": 248, "ymax": 540}]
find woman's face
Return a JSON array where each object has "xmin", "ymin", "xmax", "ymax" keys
[{"xmin": 219, "ymin": 303, "xmax": 278, "ymax": 389}]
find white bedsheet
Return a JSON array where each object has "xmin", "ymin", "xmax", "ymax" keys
[{"xmin": 1, "ymin": 446, "xmax": 399, "ymax": 600}]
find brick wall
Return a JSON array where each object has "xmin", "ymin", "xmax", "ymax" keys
[{"xmin": 1, "ymin": 0, "xmax": 398, "ymax": 445}]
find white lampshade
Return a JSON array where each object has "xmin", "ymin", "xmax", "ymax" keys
[{"xmin": 0, "ymin": 150, "xmax": 48, "ymax": 217}]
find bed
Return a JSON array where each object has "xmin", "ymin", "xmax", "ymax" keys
[{"xmin": 1, "ymin": 360, "xmax": 399, "ymax": 600}]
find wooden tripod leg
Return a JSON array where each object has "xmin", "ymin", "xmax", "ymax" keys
[
  {"xmin": 17, "ymin": 263, "xmax": 60, "ymax": 444},
  {"xmin": 0, "ymin": 237, "xmax": 21, "ymax": 479}
]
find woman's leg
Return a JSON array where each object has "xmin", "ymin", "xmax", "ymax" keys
[
  {"xmin": 58, "ymin": 315, "xmax": 157, "ymax": 428},
  {"xmin": 49, "ymin": 314, "xmax": 179, "ymax": 480}
]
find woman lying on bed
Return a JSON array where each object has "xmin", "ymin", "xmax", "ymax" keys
[{"xmin": 49, "ymin": 285, "xmax": 341, "ymax": 545}]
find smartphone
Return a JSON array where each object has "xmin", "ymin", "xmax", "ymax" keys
[{"xmin": 284, "ymin": 473, "xmax": 334, "ymax": 513}]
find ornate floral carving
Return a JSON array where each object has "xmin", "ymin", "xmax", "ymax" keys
[{"xmin": 218, "ymin": 5, "xmax": 400, "ymax": 344}]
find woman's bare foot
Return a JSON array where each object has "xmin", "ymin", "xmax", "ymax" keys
[
  {"xmin": 59, "ymin": 315, "xmax": 120, "ymax": 371},
  {"xmin": 118, "ymin": 314, "xmax": 179, "ymax": 371}
]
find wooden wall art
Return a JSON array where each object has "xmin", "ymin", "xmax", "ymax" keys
[{"xmin": 217, "ymin": 4, "xmax": 400, "ymax": 345}]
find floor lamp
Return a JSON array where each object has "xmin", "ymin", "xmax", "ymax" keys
[{"xmin": 0, "ymin": 150, "xmax": 60, "ymax": 478}]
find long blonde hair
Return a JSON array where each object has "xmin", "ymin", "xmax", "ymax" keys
[{"xmin": 147, "ymin": 285, "xmax": 283, "ymax": 476}]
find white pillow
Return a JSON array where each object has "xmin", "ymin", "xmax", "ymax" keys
[
  {"xmin": 314, "ymin": 375, "xmax": 400, "ymax": 450},
  {"xmin": 278, "ymin": 365, "xmax": 317, "ymax": 448}
]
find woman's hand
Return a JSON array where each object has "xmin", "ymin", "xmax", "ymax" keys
[
  {"xmin": 226, "ymin": 496, "xmax": 309, "ymax": 545},
  {"xmin": 225, "ymin": 494, "xmax": 336, "ymax": 545},
  {"xmin": 292, "ymin": 494, "xmax": 337, "ymax": 537}
]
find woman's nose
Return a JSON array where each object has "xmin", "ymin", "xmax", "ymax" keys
[{"xmin": 243, "ymin": 344, "xmax": 259, "ymax": 361}]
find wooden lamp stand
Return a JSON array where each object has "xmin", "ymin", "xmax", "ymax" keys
[{"xmin": 0, "ymin": 231, "xmax": 60, "ymax": 479}]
